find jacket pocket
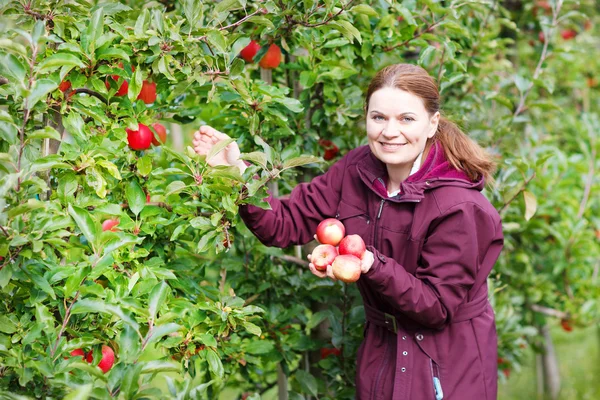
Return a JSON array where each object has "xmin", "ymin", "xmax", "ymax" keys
[
  {"xmin": 429, "ymin": 358, "xmax": 444, "ymax": 400},
  {"xmin": 336, "ymin": 201, "xmax": 371, "ymax": 240}
]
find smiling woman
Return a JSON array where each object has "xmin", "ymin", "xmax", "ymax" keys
[{"xmin": 192, "ymin": 63, "xmax": 504, "ymax": 400}]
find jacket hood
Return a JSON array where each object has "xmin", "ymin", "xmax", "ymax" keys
[{"xmin": 357, "ymin": 141, "xmax": 485, "ymax": 202}]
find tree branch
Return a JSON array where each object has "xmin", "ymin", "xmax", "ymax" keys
[
  {"xmin": 529, "ymin": 304, "xmax": 569, "ymax": 320},
  {"xmin": 193, "ymin": 8, "xmax": 268, "ymax": 42},
  {"xmin": 273, "ymin": 254, "xmax": 309, "ymax": 267},
  {"xmin": 72, "ymin": 88, "xmax": 108, "ymax": 104},
  {"xmin": 499, "ymin": 172, "xmax": 536, "ymax": 215},
  {"xmin": 382, "ymin": 16, "xmax": 446, "ymax": 52},
  {"xmin": 291, "ymin": 0, "xmax": 356, "ymax": 28}
]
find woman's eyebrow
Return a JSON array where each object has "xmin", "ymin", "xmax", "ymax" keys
[{"xmin": 370, "ymin": 110, "xmax": 417, "ymax": 116}]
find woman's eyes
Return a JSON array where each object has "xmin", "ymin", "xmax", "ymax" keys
[{"xmin": 372, "ymin": 115, "xmax": 414, "ymax": 122}]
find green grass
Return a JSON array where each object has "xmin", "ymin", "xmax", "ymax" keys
[{"xmin": 499, "ymin": 324, "xmax": 600, "ymax": 400}]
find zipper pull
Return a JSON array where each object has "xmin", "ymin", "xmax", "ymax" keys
[
  {"xmin": 433, "ymin": 377, "xmax": 443, "ymax": 400},
  {"xmin": 377, "ymin": 199, "xmax": 385, "ymax": 219}
]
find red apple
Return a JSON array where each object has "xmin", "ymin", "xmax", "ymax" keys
[
  {"xmin": 105, "ymin": 63, "xmax": 133, "ymax": 96},
  {"xmin": 259, "ymin": 44, "xmax": 282, "ymax": 69},
  {"xmin": 126, "ymin": 123, "xmax": 153, "ymax": 150},
  {"xmin": 86, "ymin": 345, "xmax": 115, "ymax": 373},
  {"xmin": 240, "ymin": 40, "xmax": 261, "ymax": 63},
  {"xmin": 137, "ymin": 80, "xmax": 157, "ymax": 104},
  {"xmin": 560, "ymin": 319, "xmax": 573, "ymax": 332},
  {"xmin": 331, "ymin": 254, "xmax": 362, "ymax": 283},
  {"xmin": 311, "ymin": 244, "xmax": 338, "ymax": 272},
  {"xmin": 146, "ymin": 194, "xmax": 151, "ymax": 203},
  {"xmin": 151, "ymin": 122, "xmax": 167, "ymax": 146},
  {"xmin": 102, "ymin": 219, "xmax": 119, "ymax": 232},
  {"xmin": 68, "ymin": 348, "xmax": 86, "ymax": 360},
  {"xmin": 58, "ymin": 81, "xmax": 71, "ymax": 93},
  {"xmin": 324, "ymin": 147, "xmax": 339, "ymax": 161},
  {"xmin": 560, "ymin": 29, "xmax": 577, "ymax": 40},
  {"xmin": 320, "ymin": 347, "xmax": 341, "ymax": 359},
  {"xmin": 503, "ymin": 368, "xmax": 511, "ymax": 378},
  {"xmin": 315, "ymin": 218, "xmax": 345, "ymax": 246},
  {"xmin": 538, "ymin": 31, "xmax": 546, "ymax": 43},
  {"xmin": 338, "ymin": 234, "xmax": 366, "ymax": 259}
]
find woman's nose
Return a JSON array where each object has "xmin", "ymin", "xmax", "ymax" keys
[{"xmin": 382, "ymin": 121, "xmax": 401, "ymax": 137}]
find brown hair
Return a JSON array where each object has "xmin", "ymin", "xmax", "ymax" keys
[{"xmin": 364, "ymin": 64, "xmax": 496, "ymax": 186}]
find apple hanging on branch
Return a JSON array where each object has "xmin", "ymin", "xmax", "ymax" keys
[{"xmin": 127, "ymin": 123, "xmax": 154, "ymax": 150}]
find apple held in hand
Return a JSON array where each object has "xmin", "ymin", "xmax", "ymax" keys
[
  {"xmin": 311, "ymin": 244, "xmax": 338, "ymax": 272},
  {"xmin": 338, "ymin": 234, "xmax": 366, "ymax": 259},
  {"xmin": 332, "ymin": 254, "xmax": 362, "ymax": 283},
  {"xmin": 316, "ymin": 218, "xmax": 345, "ymax": 246},
  {"xmin": 127, "ymin": 123, "xmax": 153, "ymax": 150},
  {"xmin": 86, "ymin": 345, "xmax": 115, "ymax": 374}
]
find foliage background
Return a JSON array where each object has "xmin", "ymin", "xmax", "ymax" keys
[{"xmin": 0, "ymin": 0, "xmax": 599, "ymax": 399}]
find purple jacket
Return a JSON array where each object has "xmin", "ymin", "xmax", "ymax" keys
[{"xmin": 240, "ymin": 142, "xmax": 504, "ymax": 400}]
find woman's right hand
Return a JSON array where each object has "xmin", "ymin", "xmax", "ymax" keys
[
  {"xmin": 192, "ymin": 125, "xmax": 245, "ymax": 170},
  {"xmin": 307, "ymin": 253, "xmax": 337, "ymax": 281}
]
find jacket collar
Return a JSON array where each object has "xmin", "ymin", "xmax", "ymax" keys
[{"xmin": 356, "ymin": 141, "xmax": 484, "ymax": 202}]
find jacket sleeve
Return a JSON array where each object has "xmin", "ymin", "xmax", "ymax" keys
[
  {"xmin": 361, "ymin": 202, "xmax": 503, "ymax": 329},
  {"xmin": 238, "ymin": 154, "xmax": 349, "ymax": 248}
]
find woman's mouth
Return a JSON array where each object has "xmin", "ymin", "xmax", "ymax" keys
[{"xmin": 379, "ymin": 142, "xmax": 407, "ymax": 151}]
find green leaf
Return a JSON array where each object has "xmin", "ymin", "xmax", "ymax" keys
[
  {"xmin": 64, "ymin": 384, "xmax": 92, "ymax": 400},
  {"xmin": 36, "ymin": 53, "xmax": 86, "ymax": 74},
  {"xmin": 515, "ymin": 75, "xmax": 531, "ymax": 93},
  {"xmin": 241, "ymin": 152, "xmax": 268, "ymax": 169},
  {"xmin": 148, "ymin": 281, "xmax": 169, "ymax": 321},
  {"xmin": 31, "ymin": 272, "xmax": 56, "ymax": 300},
  {"xmin": 140, "ymin": 360, "xmax": 181, "ymax": 374},
  {"xmin": 67, "ymin": 204, "xmax": 98, "ymax": 250},
  {"xmin": 126, "ymin": 180, "xmax": 145, "ymax": 216},
  {"xmin": 306, "ymin": 310, "xmax": 333, "ymax": 330},
  {"xmin": 7, "ymin": 199, "xmax": 45, "ymax": 217},
  {"xmin": 242, "ymin": 321, "xmax": 262, "ymax": 336},
  {"xmin": 0, "ymin": 53, "xmax": 27, "ymax": 83},
  {"xmin": 244, "ymin": 339, "xmax": 274, "ymax": 354},
  {"xmin": 96, "ymin": 47, "xmax": 130, "ymax": 62},
  {"xmin": 165, "ymin": 180, "xmax": 187, "ymax": 196},
  {"xmin": 27, "ymin": 126, "xmax": 61, "ymax": 141},
  {"xmin": 136, "ymin": 156, "xmax": 152, "ymax": 177},
  {"xmin": 128, "ymin": 66, "xmax": 143, "ymax": 101},
  {"xmin": 0, "ymin": 315, "xmax": 17, "ymax": 333},
  {"xmin": 206, "ymin": 30, "xmax": 227, "ymax": 53},
  {"xmin": 84, "ymin": 8, "xmax": 104, "ymax": 54},
  {"xmin": 206, "ymin": 348, "xmax": 224, "ymax": 378},
  {"xmin": 134, "ymin": 9, "xmax": 150, "ymax": 37},
  {"xmin": 26, "ymin": 79, "xmax": 58, "ymax": 109},
  {"xmin": 71, "ymin": 299, "xmax": 107, "ymax": 314},
  {"xmin": 207, "ymin": 137, "xmax": 235, "ymax": 162},
  {"xmin": 97, "ymin": 160, "xmax": 122, "ymax": 180},
  {"xmin": 214, "ymin": 0, "xmax": 239, "ymax": 14},
  {"xmin": 184, "ymin": 0, "xmax": 203, "ymax": 29},
  {"xmin": 196, "ymin": 230, "xmax": 218, "ymax": 253},
  {"xmin": 144, "ymin": 323, "xmax": 181, "ymax": 346},
  {"xmin": 351, "ymin": 4, "xmax": 378, "ymax": 16},
  {"xmin": 295, "ymin": 370, "xmax": 318, "ymax": 397},
  {"xmin": 282, "ymin": 155, "xmax": 321, "ymax": 170},
  {"xmin": 272, "ymin": 97, "xmax": 304, "ymax": 113},
  {"xmin": 523, "ymin": 191, "xmax": 537, "ymax": 221},
  {"xmin": 199, "ymin": 333, "xmax": 217, "ymax": 347},
  {"xmin": 29, "ymin": 155, "xmax": 71, "ymax": 173},
  {"xmin": 331, "ymin": 20, "xmax": 362, "ymax": 44}
]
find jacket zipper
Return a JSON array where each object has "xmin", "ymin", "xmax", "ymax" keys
[
  {"xmin": 371, "ymin": 334, "xmax": 391, "ymax": 400},
  {"xmin": 370, "ymin": 198, "xmax": 388, "ymax": 400},
  {"xmin": 430, "ymin": 359, "xmax": 444, "ymax": 400},
  {"xmin": 373, "ymin": 199, "xmax": 385, "ymax": 246}
]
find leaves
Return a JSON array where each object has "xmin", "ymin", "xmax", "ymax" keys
[
  {"xmin": 67, "ymin": 205, "xmax": 98, "ymax": 251},
  {"xmin": 126, "ymin": 180, "xmax": 145, "ymax": 216}
]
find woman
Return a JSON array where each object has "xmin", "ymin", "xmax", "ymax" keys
[{"xmin": 193, "ymin": 64, "xmax": 503, "ymax": 400}]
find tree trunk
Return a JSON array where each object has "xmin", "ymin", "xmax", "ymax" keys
[
  {"xmin": 277, "ymin": 363, "xmax": 288, "ymax": 400},
  {"xmin": 540, "ymin": 324, "xmax": 561, "ymax": 399}
]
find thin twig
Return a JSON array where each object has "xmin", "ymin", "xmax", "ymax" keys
[
  {"xmin": 576, "ymin": 147, "xmax": 595, "ymax": 219},
  {"xmin": 193, "ymin": 8, "xmax": 268, "ymax": 41},
  {"xmin": 291, "ymin": 0, "xmax": 356, "ymax": 28},
  {"xmin": 274, "ymin": 254, "xmax": 309, "ymax": 267},
  {"xmin": 71, "ymin": 88, "xmax": 108, "ymax": 104},
  {"xmin": 529, "ymin": 304, "xmax": 569, "ymax": 320},
  {"xmin": 382, "ymin": 17, "xmax": 447, "ymax": 52}
]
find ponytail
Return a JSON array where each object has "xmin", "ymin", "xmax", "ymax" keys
[{"xmin": 431, "ymin": 116, "xmax": 497, "ymax": 187}]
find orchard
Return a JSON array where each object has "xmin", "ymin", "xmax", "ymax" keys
[{"xmin": 0, "ymin": 1, "xmax": 599, "ymax": 400}]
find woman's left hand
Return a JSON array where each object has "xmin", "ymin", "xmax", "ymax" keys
[{"xmin": 360, "ymin": 250, "xmax": 375, "ymax": 274}]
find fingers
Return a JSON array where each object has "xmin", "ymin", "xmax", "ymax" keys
[
  {"xmin": 326, "ymin": 264, "xmax": 337, "ymax": 281},
  {"xmin": 308, "ymin": 263, "xmax": 328, "ymax": 278}
]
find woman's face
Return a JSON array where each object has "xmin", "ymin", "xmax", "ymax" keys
[{"xmin": 366, "ymin": 87, "xmax": 440, "ymax": 170}]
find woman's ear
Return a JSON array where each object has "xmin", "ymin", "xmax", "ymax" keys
[{"xmin": 428, "ymin": 111, "xmax": 440, "ymax": 138}]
